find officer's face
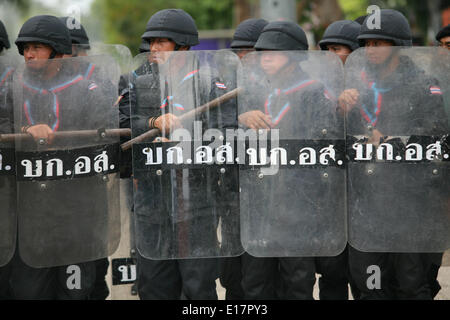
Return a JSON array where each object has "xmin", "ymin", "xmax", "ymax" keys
[
  {"xmin": 23, "ymin": 42, "xmax": 54, "ymax": 69},
  {"xmin": 233, "ymin": 47, "xmax": 255, "ymax": 60},
  {"xmin": 260, "ymin": 51, "xmax": 289, "ymax": 75},
  {"xmin": 326, "ymin": 44, "xmax": 352, "ymax": 64},
  {"xmin": 364, "ymin": 39, "xmax": 394, "ymax": 65},
  {"xmin": 148, "ymin": 38, "xmax": 176, "ymax": 64},
  {"xmin": 438, "ymin": 36, "xmax": 450, "ymax": 50}
]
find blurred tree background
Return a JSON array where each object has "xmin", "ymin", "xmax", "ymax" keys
[
  {"xmin": 91, "ymin": 0, "xmax": 235, "ymax": 53},
  {"xmin": 1, "ymin": 0, "xmax": 449, "ymax": 54}
]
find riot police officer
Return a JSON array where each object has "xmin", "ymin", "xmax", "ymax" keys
[
  {"xmin": 342, "ymin": 9, "xmax": 449, "ymax": 300},
  {"xmin": 124, "ymin": 9, "xmax": 238, "ymax": 300},
  {"xmin": 238, "ymin": 21, "xmax": 340, "ymax": 300},
  {"xmin": 8, "ymin": 15, "xmax": 118, "ymax": 300},
  {"xmin": 230, "ymin": 18, "xmax": 268, "ymax": 59},
  {"xmin": 319, "ymin": 20, "xmax": 360, "ymax": 65}
]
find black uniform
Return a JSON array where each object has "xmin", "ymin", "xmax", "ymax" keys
[
  {"xmin": 118, "ymin": 60, "xmax": 153, "ymax": 136},
  {"xmin": 347, "ymin": 55, "xmax": 449, "ymax": 300}
]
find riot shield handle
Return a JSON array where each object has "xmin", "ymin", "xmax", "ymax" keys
[{"xmin": 120, "ymin": 87, "xmax": 242, "ymax": 151}]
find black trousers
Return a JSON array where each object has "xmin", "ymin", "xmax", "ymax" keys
[
  {"xmin": 88, "ymin": 258, "xmax": 110, "ymax": 300},
  {"xmin": 0, "ymin": 262, "xmax": 12, "ymax": 299},
  {"xmin": 136, "ymin": 253, "xmax": 219, "ymax": 300},
  {"xmin": 425, "ymin": 252, "xmax": 444, "ymax": 299},
  {"xmin": 219, "ymin": 256, "xmax": 245, "ymax": 300},
  {"xmin": 217, "ymin": 194, "xmax": 244, "ymax": 300},
  {"xmin": 7, "ymin": 249, "xmax": 97, "ymax": 300},
  {"xmin": 315, "ymin": 245, "xmax": 355, "ymax": 300},
  {"xmin": 241, "ymin": 253, "xmax": 316, "ymax": 300},
  {"xmin": 348, "ymin": 246, "xmax": 433, "ymax": 300}
]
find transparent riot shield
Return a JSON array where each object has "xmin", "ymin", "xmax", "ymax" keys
[
  {"xmin": 433, "ymin": 48, "xmax": 450, "ymax": 128},
  {"xmin": 0, "ymin": 52, "xmax": 20, "ymax": 266},
  {"xmin": 72, "ymin": 43, "xmax": 133, "ymax": 75},
  {"xmin": 13, "ymin": 55, "xmax": 122, "ymax": 268},
  {"xmin": 238, "ymin": 51, "xmax": 346, "ymax": 257},
  {"xmin": 214, "ymin": 49, "xmax": 243, "ymax": 89},
  {"xmin": 131, "ymin": 50, "xmax": 243, "ymax": 259},
  {"xmin": 346, "ymin": 47, "xmax": 450, "ymax": 253}
]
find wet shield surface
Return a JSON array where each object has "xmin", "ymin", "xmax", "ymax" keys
[
  {"xmin": 346, "ymin": 47, "xmax": 450, "ymax": 253},
  {"xmin": 13, "ymin": 55, "xmax": 122, "ymax": 267},
  {"xmin": 0, "ymin": 53, "xmax": 20, "ymax": 266},
  {"xmin": 72, "ymin": 43, "xmax": 133, "ymax": 75},
  {"xmin": 131, "ymin": 50, "xmax": 243, "ymax": 259},
  {"xmin": 238, "ymin": 51, "xmax": 347, "ymax": 257}
]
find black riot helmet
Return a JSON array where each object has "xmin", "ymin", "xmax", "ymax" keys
[
  {"xmin": 230, "ymin": 18, "xmax": 268, "ymax": 49},
  {"xmin": 319, "ymin": 20, "xmax": 361, "ymax": 51},
  {"xmin": 0, "ymin": 20, "xmax": 10, "ymax": 51},
  {"xmin": 436, "ymin": 24, "xmax": 450, "ymax": 42},
  {"xmin": 255, "ymin": 21, "xmax": 309, "ymax": 51},
  {"xmin": 358, "ymin": 9, "xmax": 412, "ymax": 47},
  {"xmin": 354, "ymin": 15, "xmax": 368, "ymax": 25},
  {"xmin": 15, "ymin": 15, "xmax": 72, "ymax": 56},
  {"xmin": 59, "ymin": 16, "xmax": 91, "ymax": 49},
  {"xmin": 141, "ymin": 9, "xmax": 199, "ymax": 47}
]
